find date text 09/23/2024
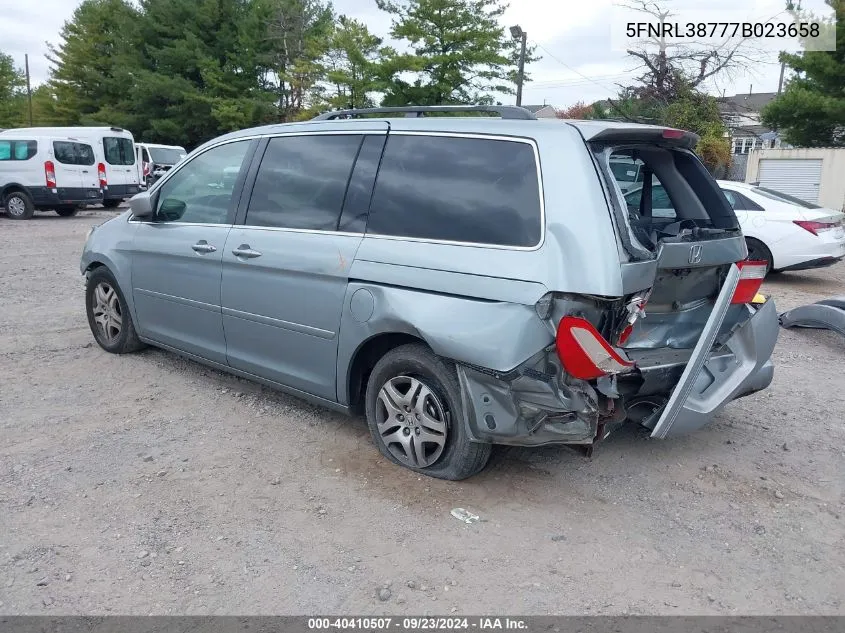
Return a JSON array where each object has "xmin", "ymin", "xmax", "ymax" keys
[{"xmin": 308, "ymin": 618, "xmax": 528, "ymax": 630}]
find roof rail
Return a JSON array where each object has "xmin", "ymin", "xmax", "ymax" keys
[{"xmin": 311, "ymin": 105, "xmax": 537, "ymax": 121}]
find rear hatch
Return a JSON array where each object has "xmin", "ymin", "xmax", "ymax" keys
[
  {"xmin": 570, "ymin": 124, "xmax": 748, "ymax": 353},
  {"xmin": 52, "ymin": 140, "xmax": 100, "ymax": 196}
]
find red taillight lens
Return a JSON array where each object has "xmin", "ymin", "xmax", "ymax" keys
[
  {"xmin": 731, "ymin": 260, "xmax": 767, "ymax": 304},
  {"xmin": 98, "ymin": 162, "xmax": 107, "ymax": 188},
  {"xmin": 793, "ymin": 220, "xmax": 836, "ymax": 236},
  {"xmin": 143, "ymin": 161, "xmax": 150, "ymax": 177},
  {"xmin": 662, "ymin": 128, "xmax": 685, "ymax": 139},
  {"xmin": 556, "ymin": 316, "xmax": 635, "ymax": 380},
  {"xmin": 45, "ymin": 160, "xmax": 56, "ymax": 188}
]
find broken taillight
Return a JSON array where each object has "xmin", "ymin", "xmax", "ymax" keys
[
  {"xmin": 556, "ymin": 316, "xmax": 634, "ymax": 380},
  {"xmin": 731, "ymin": 261, "xmax": 768, "ymax": 304}
]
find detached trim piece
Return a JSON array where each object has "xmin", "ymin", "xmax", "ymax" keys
[
  {"xmin": 779, "ymin": 297, "xmax": 845, "ymax": 338},
  {"xmin": 649, "ymin": 263, "xmax": 741, "ymax": 439}
]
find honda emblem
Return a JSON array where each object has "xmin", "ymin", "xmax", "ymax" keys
[{"xmin": 688, "ymin": 244, "xmax": 703, "ymax": 264}]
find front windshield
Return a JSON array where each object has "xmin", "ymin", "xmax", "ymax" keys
[
  {"xmin": 149, "ymin": 147, "xmax": 186, "ymax": 165},
  {"xmin": 752, "ymin": 186, "xmax": 822, "ymax": 209}
]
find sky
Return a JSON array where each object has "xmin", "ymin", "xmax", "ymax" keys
[{"xmin": 1, "ymin": 0, "xmax": 824, "ymax": 109}]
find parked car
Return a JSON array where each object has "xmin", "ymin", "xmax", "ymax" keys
[
  {"xmin": 624, "ymin": 179, "xmax": 845, "ymax": 273},
  {"xmin": 80, "ymin": 105, "xmax": 778, "ymax": 480},
  {"xmin": 10, "ymin": 126, "xmax": 141, "ymax": 208},
  {"xmin": 0, "ymin": 132, "xmax": 103, "ymax": 219},
  {"xmin": 136, "ymin": 142, "xmax": 187, "ymax": 189}
]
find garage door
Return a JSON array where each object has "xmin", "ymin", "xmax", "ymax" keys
[{"xmin": 757, "ymin": 158, "xmax": 822, "ymax": 203}]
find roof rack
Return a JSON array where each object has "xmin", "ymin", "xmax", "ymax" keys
[{"xmin": 311, "ymin": 105, "xmax": 537, "ymax": 121}]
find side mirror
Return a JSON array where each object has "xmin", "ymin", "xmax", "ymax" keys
[{"xmin": 129, "ymin": 190, "xmax": 154, "ymax": 219}]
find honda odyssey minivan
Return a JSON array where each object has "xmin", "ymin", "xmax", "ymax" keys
[{"xmin": 80, "ymin": 105, "xmax": 778, "ymax": 480}]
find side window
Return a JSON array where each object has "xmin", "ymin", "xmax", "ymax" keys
[
  {"xmin": 734, "ymin": 191, "xmax": 763, "ymax": 211},
  {"xmin": 103, "ymin": 137, "xmax": 135, "ymax": 165},
  {"xmin": 244, "ymin": 134, "xmax": 362, "ymax": 230},
  {"xmin": 367, "ymin": 135, "xmax": 542, "ymax": 247},
  {"xmin": 155, "ymin": 140, "xmax": 250, "ymax": 224},
  {"xmin": 619, "ymin": 163, "xmax": 677, "ymax": 220},
  {"xmin": 53, "ymin": 141, "xmax": 95, "ymax": 166},
  {"xmin": 143, "ymin": 148, "xmax": 151, "ymax": 163},
  {"xmin": 0, "ymin": 140, "xmax": 37, "ymax": 161}
]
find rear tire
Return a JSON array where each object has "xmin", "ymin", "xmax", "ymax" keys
[
  {"xmin": 102, "ymin": 199, "xmax": 121, "ymax": 209},
  {"xmin": 56, "ymin": 206, "xmax": 79, "ymax": 217},
  {"xmin": 364, "ymin": 343, "xmax": 492, "ymax": 481},
  {"xmin": 85, "ymin": 267, "xmax": 146, "ymax": 354},
  {"xmin": 4, "ymin": 190, "xmax": 35, "ymax": 220},
  {"xmin": 745, "ymin": 238, "xmax": 773, "ymax": 274}
]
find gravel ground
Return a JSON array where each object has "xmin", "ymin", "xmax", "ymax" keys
[{"xmin": 0, "ymin": 209, "xmax": 843, "ymax": 615}]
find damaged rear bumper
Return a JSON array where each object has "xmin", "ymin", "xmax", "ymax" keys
[{"xmin": 455, "ymin": 288, "xmax": 778, "ymax": 448}]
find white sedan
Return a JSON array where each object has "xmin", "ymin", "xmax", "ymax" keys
[
  {"xmin": 623, "ymin": 180, "xmax": 845, "ymax": 273},
  {"xmin": 717, "ymin": 180, "xmax": 845, "ymax": 273}
]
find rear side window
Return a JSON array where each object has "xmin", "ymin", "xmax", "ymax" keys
[
  {"xmin": 103, "ymin": 137, "xmax": 135, "ymax": 165},
  {"xmin": 245, "ymin": 134, "xmax": 363, "ymax": 231},
  {"xmin": 53, "ymin": 141, "xmax": 95, "ymax": 166},
  {"xmin": 367, "ymin": 135, "xmax": 542, "ymax": 247},
  {"xmin": 722, "ymin": 189, "xmax": 764, "ymax": 211},
  {"xmin": 0, "ymin": 139, "xmax": 37, "ymax": 161}
]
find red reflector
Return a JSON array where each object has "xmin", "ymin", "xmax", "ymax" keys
[
  {"xmin": 556, "ymin": 316, "xmax": 635, "ymax": 380},
  {"xmin": 793, "ymin": 220, "xmax": 835, "ymax": 236},
  {"xmin": 662, "ymin": 128, "xmax": 685, "ymax": 139},
  {"xmin": 617, "ymin": 324, "xmax": 634, "ymax": 346},
  {"xmin": 45, "ymin": 160, "xmax": 56, "ymax": 189},
  {"xmin": 731, "ymin": 260, "xmax": 767, "ymax": 304},
  {"xmin": 98, "ymin": 162, "xmax": 107, "ymax": 188}
]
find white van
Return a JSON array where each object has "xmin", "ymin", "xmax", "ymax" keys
[
  {"xmin": 0, "ymin": 133, "xmax": 103, "ymax": 219},
  {"xmin": 9, "ymin": 127, "xmax": 141, "ymax": 208},
  {"xmin": 135, "ymin": 142, "xmax": 187, "ymax": 189}
]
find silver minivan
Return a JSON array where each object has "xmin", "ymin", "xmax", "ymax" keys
[{"xmin": 80, "ymin": 106, "xmax": 778, "ymax": 480}]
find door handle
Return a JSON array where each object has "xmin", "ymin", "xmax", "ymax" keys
[
  {"xmin": 232, "ymin": 244, "xmax": 262, "ymax": 259},
  {"xmin": 191, "ymin": 241, "xmax": 217, "ymax": 254}
]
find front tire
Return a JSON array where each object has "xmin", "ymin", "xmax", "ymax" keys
[
  {"xmin": 85, "ymin": 267, "xmax": 145, "ymax": 354},
  {"xmin": 102, "ymin": 199, "xmax": 122, "ymax": 209},
  {"xmin": 4, "ymin": 190, "xmax": 35, "ymax": 220},
  {"xmin": 364, "ymin": 344, "xmax": 491, "ymax": 481}
]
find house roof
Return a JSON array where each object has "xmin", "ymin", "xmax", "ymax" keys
[
  {"xmin": 717, "ymin": 92, "xmax": 778, "ymax": 114},
  {"xmin": 522, "ymin": 104, "xmax": 555, "ymax": 114}
]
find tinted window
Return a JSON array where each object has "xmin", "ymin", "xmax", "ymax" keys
[
  {"xmin": 53, "ymin": 141, "xmax": 95, "ymax": 165},
  {"xmin": 339, "ymin": 135, "xmax": 385, "ymax": 233},
  {"xmin": 367, "ymin": 135, "xmax": 541, "ymax": 247},
  {"xmin": 149, "ymin": 147, "xmax": 186, "ymax": 165},
  {"xmin": 103, "ymin": 137, "xmax": 135, "ymax": 165},
  {"xmin": 0, "ymin": 139, "xmax": 37, "ymax": 161},
  {"xmin": 245, "ymin": 135, "xmax": 362, "ymax": 230},
  {"xmin": 155, "ymin": 140, "xmax": 250, "ymax": 224}
]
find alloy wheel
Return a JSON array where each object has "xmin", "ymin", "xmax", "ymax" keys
[{"xmin": 91, "ymin": 282, "xmax": 123, "ymax": 344}]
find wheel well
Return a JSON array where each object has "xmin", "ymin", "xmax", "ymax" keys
[
  {"xmin": 347, "ymin": 332, "xmax": 426, "ymax": 413},
  {"xmin": 1, "ymin": 184, "xmax": 28, "ymax": 200}
]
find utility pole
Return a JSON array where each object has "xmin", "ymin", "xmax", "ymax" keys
[
  {"xmin": 510, "ymin": 25, "xmax": 527, "ymax": 107},
  {"xmin": 777, "ymin": 61, "xmax": 786, "ymax": 93},
  {"xmin": 25, "ymin": 54, "xmax": 33, "ymax": 125}
]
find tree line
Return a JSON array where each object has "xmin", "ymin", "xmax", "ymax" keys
[{"xmin": 0, "ymin": 0, "xmax": 535, "ymax": 149}]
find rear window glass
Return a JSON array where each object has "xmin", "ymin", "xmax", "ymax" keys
[
  {"xmin": 0, "ymin": 139, "xmax": 37, "ymax": 161},
  {"xmin": 149, "ymin": 147, "xmax": 186, "ymax": 165},
  {"xmin": 367, "ymin": 135, "xmax": 542, "ymax": 247},
  {"xmin": 53, "ymin": 141, "xmax": 95, "ymax": 165},
  {"xmin": 103, "ymin": 137, "xmax": 135, "ymax": 165},
  {"xmin": 752, "ymin": 186, "xmax": 821, "ymax": 209}
]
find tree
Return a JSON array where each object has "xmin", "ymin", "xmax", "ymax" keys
[
  {"xmin": 555, "ymin": 101, "xmax": 595, "ymax": 119},
  {"xmin": 762, "ymin": 0, "xmax": 845, "ymax": 146},
  {"xmin": 620, "ymin": 0, "xmax": 763, "ymax": 105},
  {"xmin": 258, "ymin": 0, "xmax": 336, "ymax": 120},
  {"xmin": 0, "ymin": 51, "xmax": 26, "ymax": 127},
  {"xmin": 376, "ymin": 0, "xmax": 538, "ymax": 105},
  {"xmin": 322, "ymin": 16, "xmax": 386, "ymax": 110},
  {"xmin": 47, "ymin": 0, "xmax": 141, "ymax": 126}
]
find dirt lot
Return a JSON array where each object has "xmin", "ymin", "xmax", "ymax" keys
[{"xmin": 1, "ymin": 209, "xmax": 843, "ymax": 615}]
